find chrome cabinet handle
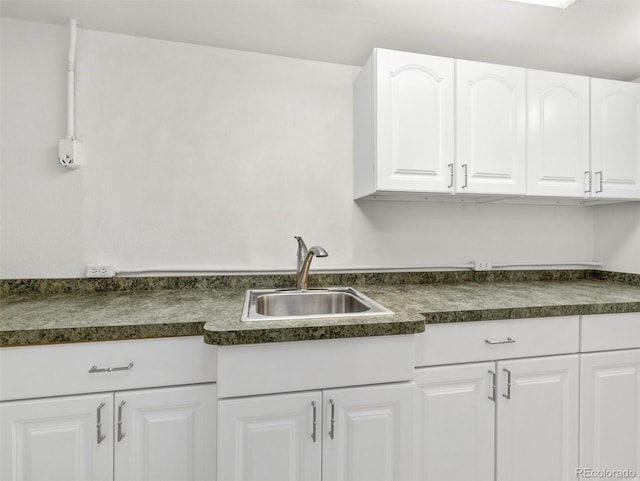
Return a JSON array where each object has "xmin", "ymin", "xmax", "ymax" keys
[
  {"xmin": 96, "ymin": 402, "xmax": 106, "ymax": 444},
  {"xmin": 328, "ymin": 399, "xmax": 335, "ymax": 440},
  {"xmin": 89, "ymin": 362, "xmax": 134, "ymax": 374},
  {"xmin": 311, "ymin": 401, "xmax": 317, "ymax": 442},
  {"xmin": 461, "ymin": 164, "xmax": 468, "ymax": 188},
  {"xmin": 584, "ymin": 171, "xmax": 592, "ymax": 194},
  {"xmin": 488, "ymin": 370, "xmax": 496, "ymax": 402},
  {"xmin": 448, "ymin": 163, "xmax": 454, "ymax": 189},
  {"xmin": 503, "ymin": 368, "xmax": 512, "ymax": 399},
  {"xmin": 117, "ymin": 400, "xmax": 126, "ymax": 442},
  {"xmin": 485, "ymin": 337, "xmax": 516, "ymax": 345},
  {"xmin": 595, "ymin": 171, "xmax": 603, "ymax": 193}
]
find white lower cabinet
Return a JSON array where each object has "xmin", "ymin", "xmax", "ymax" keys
[
  {"xmin": 321, "ymin": 383, "xmax": 414, "ymax": 481},
  {"xmin": 414, "ymin": 362, "xmax": 495, "ymax": 481},
  {"xmin": 0, "ymin": 393, "xmax": 114, "ymax": 481},
  {"xmin": 579, "ymin": 349, "xmax": 640, "ymax": 479},
  {"xmin": 218, "ymin": 391, "xmax": 322, "ymax": 481},
  {"xmin": 217, "ymin": 382, "xmax": 414, "ymax": 481},
  {"xmin": 415, "ymin": 355, "xmax": 579, "ymax": 481},
  {"xmin": 0, "ymin": 337, "xmax": 218, "ymax": 481},
  {"xmin": 496, "ymin": 355, "xmax": 579, "ymax": 481},
  {"xmin": 0, "ymin": 384, "xmax": 216, "ymax": 481},
  {"xmin": 114, "ymin": 384, "xmax": 217, "ymax": 481}
]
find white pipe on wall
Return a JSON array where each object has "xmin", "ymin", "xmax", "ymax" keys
[
  {"xmin": 492, "ymin": 261, "xmax": 603, "ymax": 268},
  {"xmin": 113, "ymin": 261, "xmax": 602, "ymax": 276},
  {"xmin": 66, "ymin": 19, "xmax": 77, "ymax": 140}
]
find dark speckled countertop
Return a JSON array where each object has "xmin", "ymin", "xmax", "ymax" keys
[{"xmin": 1, "ymin": 271, "xmax": 640, "ymax": 346}]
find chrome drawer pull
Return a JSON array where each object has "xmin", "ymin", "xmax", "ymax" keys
[
  {"xmin": 89, "ymin": 362, "xmax": 134, "ymax": 373},
  {"xmin": 448, "ymin": 163, "xmax": 454, "ymax": 189},
  {"xmin": 484, "ymin": 337, "xmax": 516, "ymax": 345},
  {"xmin": 328, "ymin": 399, "xmax": 336, "ymax": 440},
  {"xmin": 96, "ymin": 402, "xmax": 106, "ymax": 444},
  {"xmin": 311, "ymin": 401, "xmax": 317, "ymax": 442},
  {"xmin": 117, "ymin": 400, "xmax": 126, "ymax": 442},
  {"xmin": 503, "ymin": 368, "xmax": 512, "ymax": 399},
  {"xmin": 488, "ymin": 370, "xmax": 496, "ymax": 402},
  {"xmin": 595, "ymin": 171, "xmax": 604, "ymax": 193},
  {"xmin": 584, "ymin": 171, "xmax": 592, "ymax": 194}
]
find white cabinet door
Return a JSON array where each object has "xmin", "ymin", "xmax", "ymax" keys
[
  {"xmin": 496, "ymin": 355, "xmax": 579, "ymax": 481},
  {"xmin": 414, "ymin": 363, "xmax": 495, "ymax": 481},
  {"xmin": 456, "ymin": 59, "xmax": 526, "ymax": 195},
  {"xmin": 0, "ymin": 393, "xmax": 113, "ymax": 481},
  {"xmin": 376, "ymin": 49, "xmax": 455, "ymax": 193},
  {"xmin": 218, "ymin": 391, "xmax": 322, "ymax": 481},
  {"xmin": 114, "ymin": 384, "xmax": 216, "ymax": 481},
  {"xmin": 580, "ymin": 349, "xmax": 640, "ymax": 478},
  {"xmin": 527, "ymin": 70, "xmax": 590, "ymax": 197},
  {"xmin": 354, "ymin": 48, "xmax": 455, "ymax": 197},
  {"xmin": 322, "ymin": 382, "xmax": 414, "ymax": 481},
  {"xmin": 591, "ymin": 78, "xmax": 640, "ymax": 199}
]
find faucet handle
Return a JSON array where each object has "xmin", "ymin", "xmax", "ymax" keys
[
  {"xmin": 294, "ymin": 236, "xmax": 307, "ymax": 255},
  {"xmin": 294, "ymin": 236, "xmax": 307, "ymax": 272}
]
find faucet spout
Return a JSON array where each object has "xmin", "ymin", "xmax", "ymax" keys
[{"xmin": 294, "ymin": 237, "xmax": 328, "ymax": 290}]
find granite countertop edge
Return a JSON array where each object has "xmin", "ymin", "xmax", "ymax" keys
[
  {"xmin": 4, "ymin": 300, "xmax": 640, "ymax": 347},
  {"xmin": 420, "ymin": 301, "xmax": 640, "ymax": 324},
  {"xmin": 2, "ymin": 272, "xmax": 640, "ymax": 347}
]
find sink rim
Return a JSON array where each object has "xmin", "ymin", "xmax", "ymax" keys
[{"xmin": 241, "ymin": 287, "xmax": 393, "ymax": 322}]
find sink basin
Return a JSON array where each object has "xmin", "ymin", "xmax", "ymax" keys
[{"xmin": 241, "ymin": 287, "xmax": 392, "ymax": 322}]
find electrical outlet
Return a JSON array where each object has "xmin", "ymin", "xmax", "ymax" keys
[
  {"xmin": 86, "ymin": 264, "xmax": 115, "ymax": 278},
  {"xmin": 58, "ymin": 138, "xmax": 82, "ymax": 169},
  {"xmin": 473, "ymin": 260, "xmax": 492, "ymax": 271}
]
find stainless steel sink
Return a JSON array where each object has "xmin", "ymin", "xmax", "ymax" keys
[{"xmin": 241, "ymin": 287, "xmax": 392, "ymax": 322}]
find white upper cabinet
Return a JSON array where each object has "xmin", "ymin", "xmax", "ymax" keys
[
  {"xmin": 591, "ymin": 78, "xmax": 640, "ymax": 199},
  {"xmin": 354, "ymin": 48, "xmax": 455, "ymax": 198},
  {"xmin": 353, "ymin": 48, "xmax": 640, "ymax": 203},
  {"xmin": 527, "ymin": 70, "xmax": 590, "ymax": 197},
  {"xmin": 456, "ymin": 60, "xmax": 526, "ymax": 195}
]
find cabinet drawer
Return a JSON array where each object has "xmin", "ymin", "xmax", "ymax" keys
[
  {"xmin": 217, "ymin": 335, "xmax": 414, "ymax": 398},
  {"xmin": 415, "ymin": 316, "xmax": 579, "ymax": 367},
  {"xmin": 581, "ymin": 312, "xmax": 640, "ymax": 352},
  {"xmin": 0, "ymin": 336, "xmax": 217, "ymax": 401}
]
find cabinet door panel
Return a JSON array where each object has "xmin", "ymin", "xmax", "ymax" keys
[
  {"xmin": 457, "ymin": 60, "xmax": 526, "ymax": 195},
  {"xmin": 218, "ymin": 391, "xmax": 321, "ymax": 481},
  {"xmin": 376, "ymin": 49, "xmax": 455, "ymax": 192},
  {"xmin": 322, "ymin": 382, "xmax": 414, "ymax": 481},
  {"xmin": 496, "ymin": 355, "xmax": 579, "ymax": 481},
  {"xmin": 580, "ymin": 350, "xmax": 640, "ymax": 477},
  {"xmin": 114, "ymin": 384, "xmax": 216, "ymax": 481},
  {"xmin": 591, "ymin": 78, "xmax": 640, "ymax": 198},
  {"xmin": 527, "ymin": 70, "xmax": 589, "ymax": 196},
  {"xmin": 0, "ymin": 393, "xmax": 113, "ymax": 481},
  {"xmin": 414, "ymin": 363, "xmax": 495, "ymax": 481}
]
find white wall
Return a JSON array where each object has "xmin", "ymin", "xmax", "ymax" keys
[
  {"xmin": 0, "ymin": 18, "xmax": 608, "ymax": 278},
  {"xmin": 594, "ymin": 203, "xmax": 640, "ymax": 274},
  {"xmin": 1, "ymin": 19, "xmax": 84, "ymax": 278}
]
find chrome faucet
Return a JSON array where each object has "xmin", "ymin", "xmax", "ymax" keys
[{"xmin": 294, "ymin": 236, "xmax": 328, "ymax": 290}]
